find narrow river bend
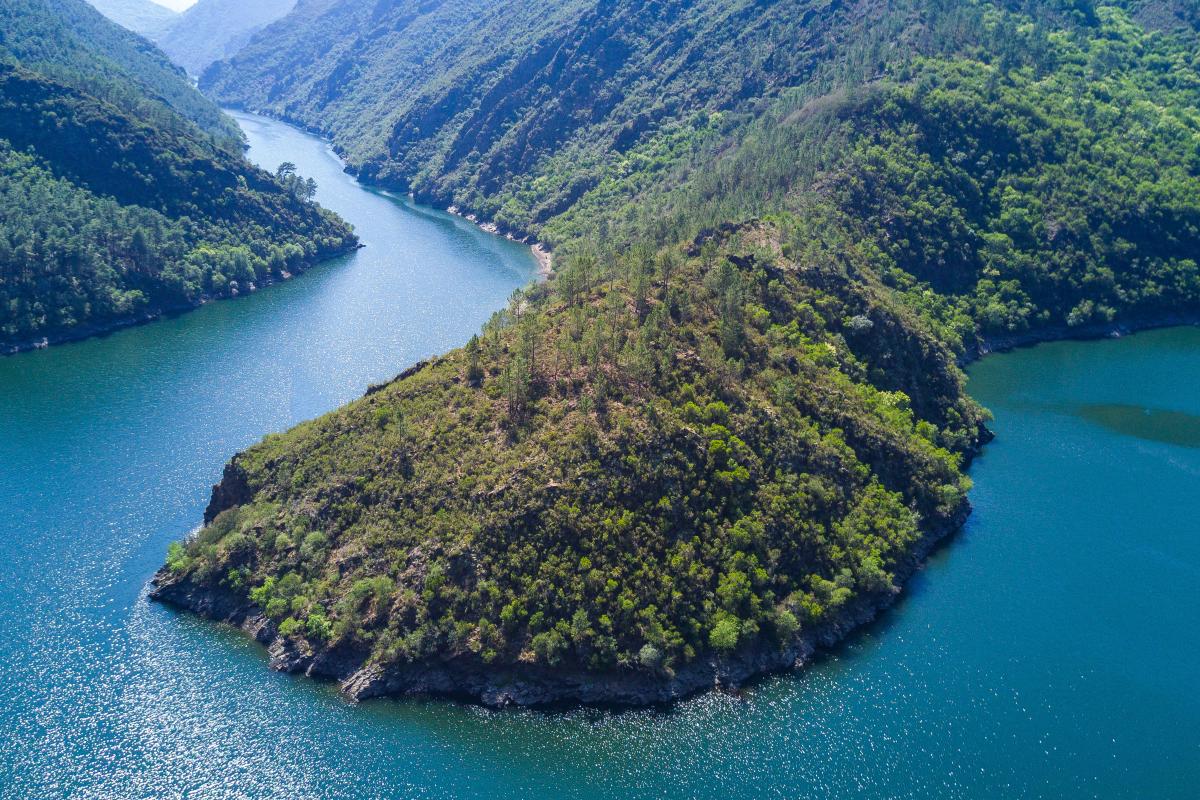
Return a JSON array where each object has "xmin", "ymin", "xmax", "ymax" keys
[{"xmin": 0, "ymin": 113, "xmax": 1196, "ymax": 799}]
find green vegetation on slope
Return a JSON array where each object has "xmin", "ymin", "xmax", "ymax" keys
[
  {"xmin": 169, "ymin": 217, "xmax": 982, "ymax": 676},
  {"xmin": 627, "ymin": 4, "xmax": 1200, "ymax": 338},
  {"xmin": 162, "ymin": 1, "xmax": 1200, "ymax": 697},
  {"xmin": 0, "ymin": 0, "xmax": 357, "ymax": 349},
  {"xmin": 2, "ymin": 0, "xmax": 239, "ymax": 145},
  {"xmin": 203, "ymin": 0, "xmax": 897, "ymax": 215}
]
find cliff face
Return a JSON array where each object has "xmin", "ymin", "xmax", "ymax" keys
[{"xmin": 204, "ymin": 462, "xmax": 255, "ymax": 525}]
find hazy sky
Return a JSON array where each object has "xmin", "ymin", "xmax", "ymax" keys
[{"xmin": 151, "ymin": 0, "xmax": 197, "ymax": 10}]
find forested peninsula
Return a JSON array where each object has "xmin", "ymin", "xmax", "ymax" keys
[
  {"xmin": 0, "ymin": 0, "xmax": 356, "ymax": 353},
  {"xmin": 155, "ymin": 0, "xmax": 1200, "ymax": 705}
]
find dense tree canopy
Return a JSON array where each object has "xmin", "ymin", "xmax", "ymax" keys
[
  {"xmin": 0, "ymin": 0, "xmax": 356, "ymax": 349},
  {"xmin": 2, "ymin": 0, "xmax": 240, "ymax": 145}
]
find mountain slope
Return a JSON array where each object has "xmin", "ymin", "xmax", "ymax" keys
[
  {"xmin": 157, "ymin": 0, "xmax": 295, "ymax": 75},
  {"xmin": 157, "ymin": 1, "xmax": 1200, "ymax": 705},
  {"xmin": 202, "ymin": 0, "xmax": 899, "ymax": 225},
  {"xmin": 0, "ymin": 0, "xmax": 357, "ymax": 350},
  {"xmin": 2, "ymin": 0, "xmax": 240, "ymax": 144},
  {"xmin": 85, "ymin": 0, "xmax": 178, "ymax": 39}
]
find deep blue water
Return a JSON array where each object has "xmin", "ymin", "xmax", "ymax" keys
[{"xmin": 0, "ymin": 113, "xmax": 1196, "ymax": 799}]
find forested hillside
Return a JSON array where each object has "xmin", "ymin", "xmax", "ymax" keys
[
  {"xmin": 157, "ymin": 0, "xmax": 295, "ymax": 76},
  {"xmin": 203, "ymin": 0, "xmax": 893, "ymax": 209},
  {"xmin": 2, "ymin": 0, "xmax": 239, "ymax": 144},
  {"xmin": 0, "ymin": 0, "xmax": 357, "ymax": 351},
  {"xmin": 157, "ymin": 0, "xmax": 1200, "ymax": 705},
  {"xmin": 205, "ymin": 0, "xmax": 1200, "ymax": 250}
]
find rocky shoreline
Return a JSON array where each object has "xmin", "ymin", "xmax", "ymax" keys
[
  {"xmin": 446, "ymin": 205, "xmax": 553, "ymax": 279},
  {"xmin": 149, "ymin": 498, "xmax": 969, "ymax": 708},
  {"xmin": 964, "ymin": 312, "xmax": 1200, "ymax": 364}
]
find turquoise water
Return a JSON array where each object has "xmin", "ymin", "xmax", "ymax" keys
[{"xmin": 1, "ymin": 114, "xmax": 1197, "ymax": 798}]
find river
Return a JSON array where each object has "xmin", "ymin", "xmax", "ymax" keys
[{"xmin": 0, "ymin": 113, "xmax": 1196, "ymax": 799}]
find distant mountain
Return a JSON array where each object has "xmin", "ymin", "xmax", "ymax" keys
[
  {"xmin": 84, "ymin": 0, "xmax": 177, "ymax": 39},
  {"xmin": 0, "ymin": 0, "xmax": 357, "ymax": 351},
  {"xmin": 205, "ymin": 0, "xmax": 1200, "ymax": 245},
  {"xmin": 157, "ymin": 0, "xmax": 295, "ymax": 75}
]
